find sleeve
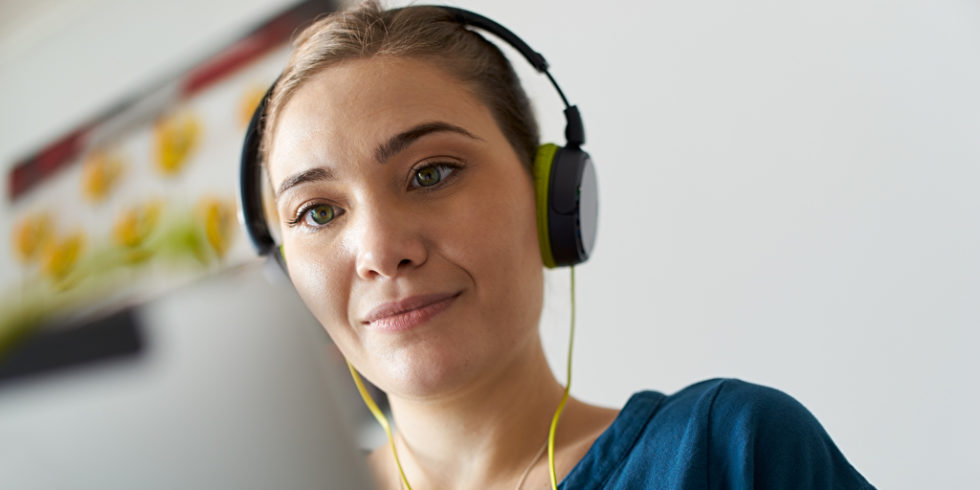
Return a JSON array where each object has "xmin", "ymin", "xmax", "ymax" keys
[{"xmin": 706, "ymin": 379, "xmax": 876, "ymax": 490}]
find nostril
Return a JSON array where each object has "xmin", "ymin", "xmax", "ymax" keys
[{"xmin": 398, "ymin": 258, "xmax": 413, "ymax": 268}]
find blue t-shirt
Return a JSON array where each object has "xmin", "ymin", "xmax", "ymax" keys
[{"xmin": 558, "ymin": 379, "xmax": 875, "ymax": 489}]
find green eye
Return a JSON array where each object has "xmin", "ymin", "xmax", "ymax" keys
[
  {"xmin": 411, "ymin": 163, "xmax": 457, "ymax": 189},
  {"xmin": 286, "ymin": 203, "xmax": 342, "ymax": 229},
  {"xmin": 306, "ymin": 204, "xmax": 335, "ymax": 226},
  {"xmin": 414, "ymin": 166, "xmax": 442, "ymax": 187}
]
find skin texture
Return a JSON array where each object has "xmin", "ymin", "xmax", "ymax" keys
[{"xmin": 267, "ymin": 56, "xmax": 617, "ymax": 490}]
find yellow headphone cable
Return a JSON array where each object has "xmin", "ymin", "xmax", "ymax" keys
[{"xmin": 348, "ymin": 265, "xmax": 577, "ymax": 490}]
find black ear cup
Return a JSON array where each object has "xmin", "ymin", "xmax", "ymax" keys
[
  {"xmin": 534, "ymin": 144, "xmax": 597, "ymax": 268},
  {"xmin": 239, "ymin": 84, "xmax": 277, "ymax": 257}
]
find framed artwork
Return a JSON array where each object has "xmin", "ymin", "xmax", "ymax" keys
[{"xmin": 2, "ymin": 0, "xmax": 338, "ymax": 352}]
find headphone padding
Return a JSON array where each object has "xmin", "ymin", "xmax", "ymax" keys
[{"xmin": 533, "ymin": 144, "xmax": 559, "ymax": 268}]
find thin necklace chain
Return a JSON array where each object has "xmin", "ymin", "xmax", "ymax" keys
[
  {"xmin": 394, "ymin": 436, "xmax": 551, "ymax": 490},
  {"xmin": 514, "ymin": 439, "xmax": 550, "ymax": 490}
]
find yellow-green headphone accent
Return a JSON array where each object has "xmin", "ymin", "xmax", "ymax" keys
[
  {"xmin": 347, "ymin": 361, "xmax": 413, "ymax": 490},
  {"xmin": 534, "ymin": 143, "xmax": 559, "ymax": 269}
]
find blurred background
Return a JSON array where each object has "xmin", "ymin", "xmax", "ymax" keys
[{"xmin": 1, "ymin": 0, "xmax": 978, "ymax": 488}]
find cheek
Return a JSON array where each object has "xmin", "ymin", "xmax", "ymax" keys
[
  {"xmin": 467, "ymin": 175, "xmax": 540, "ymax": 265},
  {"xmin": 284, "ymin": 242, "xmax": 353, "ymax": 342},
  {"xmin": 453, "ymin": 172, "xmax": 543, "ymax": 308}
]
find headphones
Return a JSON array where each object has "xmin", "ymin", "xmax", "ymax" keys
[{"xmin": 239, "ymin": 6, "xmax": 598, "ymax": 269}]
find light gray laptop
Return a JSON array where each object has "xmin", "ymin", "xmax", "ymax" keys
[{"xmin": 0, "ymin": 261, "xmax": 375, "ymax": 490}]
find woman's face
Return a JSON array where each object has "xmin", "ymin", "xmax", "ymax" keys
[{"xmin": 266, "ymin": 57, "xmax": 544, "ymax": 398}]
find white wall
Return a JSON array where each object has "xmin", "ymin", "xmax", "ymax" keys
[{"xmin": 2, "ymin": 1, "xmax": 978, "ymax": 489}]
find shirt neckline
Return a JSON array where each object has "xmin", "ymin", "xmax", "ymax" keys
[{"xmin": 558, "ymin": 391, "xmax": 665, "ymax": 489}]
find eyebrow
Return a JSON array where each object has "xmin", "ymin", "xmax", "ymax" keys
[
  {"xmin": 374, "ymin": 121, "xmax": 481, "ymax": 163},
  {"xmin": 276, "ymin": 167, "xmax": 335, "ymax": 199},
  {"xmin": 275, "ymin": 121, "xmax": 480, "ymax": 199}
]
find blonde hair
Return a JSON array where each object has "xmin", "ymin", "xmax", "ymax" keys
[{"xmin": 261, "ymin": 1, "xmax": 539, "ymax": 167}]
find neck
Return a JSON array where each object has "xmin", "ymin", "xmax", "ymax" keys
[{"xmin": 380, "ymin": 336, "xmax": 565, "ymax": 490}]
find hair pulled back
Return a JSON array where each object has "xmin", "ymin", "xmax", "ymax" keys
[{"xmin": 261, "ymin": 1, "xmax": 540, "ymax": 167}]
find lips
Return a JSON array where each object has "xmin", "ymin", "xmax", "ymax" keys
[{"xmin": 362, "ymin": 292, "xmax": 460, "ymax": 331}]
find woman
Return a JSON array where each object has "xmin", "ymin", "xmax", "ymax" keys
[{"xmin": 244, "ymin": 2, "xmax": 874, "ymax": 488}]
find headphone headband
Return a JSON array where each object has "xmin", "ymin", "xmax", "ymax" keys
[
  {"xmin": 436, "ymin": 6, "xmax": 585, "ymax": 147},
  {"xmin": 438, "ymin": 7, "xmax": 549, "ymax": 72}
]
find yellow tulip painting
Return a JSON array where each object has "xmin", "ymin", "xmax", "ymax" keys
[
  {"xmin": 153, "ymin": 110, "xmax": 202, "ymax": 176},
  {"xmin": 82, "ymin": 149, "xmax": 127, "ymax": 202},
  {"xmin": 198, "ymin": 197, "xmax": 236, "ymax": 259},
  {"xmin": 113, "ymin": 201, "xmax": 163, "ymax": 248},
  {"xmin": 40, "ymin": 232, "xmax": 86, "ymax": 282},
  {"xmin": 13, "ymin": 213, "xmax": 54, "ymax": 264}
]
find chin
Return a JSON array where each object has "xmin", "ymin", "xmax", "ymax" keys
[
  {"xmin": 352, "ymin": 291, "xmax": 541, "ymax": 400},
  {"xmin": 380, "ymin": 348, "xmax": 479, "ymax": 400}
]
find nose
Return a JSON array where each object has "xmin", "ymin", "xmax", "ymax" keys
[{"xmin": 352, "ymin": 205, "xmax": 428, "ymax": 280}]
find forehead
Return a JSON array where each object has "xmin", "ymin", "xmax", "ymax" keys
[{"xmin": 266, "ymin": 56, "xmax": 495, "ymax": 184}]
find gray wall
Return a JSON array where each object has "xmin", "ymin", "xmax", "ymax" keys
[{"xmin": 2, "ymin": 1, "xmax": 978, "ymax": 488}]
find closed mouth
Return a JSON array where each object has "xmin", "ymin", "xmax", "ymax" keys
[{"xmin": 362, "ymin": 292, "xmax": 461, "ymax": 330}]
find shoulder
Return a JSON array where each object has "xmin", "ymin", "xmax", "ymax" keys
[
  {"xmin": 681, "ymin": 378, "xmax": 874, "ymax": 489},
  {"xmin": 676, "ymin": 377, "xmax": 818, "ymax": 435},
  {"xmin": 589, "ymin": 379, "xmax": 875, "ymax": 489},
  {"xmin": 630, "ymin": 378, "xmax": 843, "ymax": 442},
  {"xmin": 618, "ymin": 378, "xmax": 810, "ymax": 442}
]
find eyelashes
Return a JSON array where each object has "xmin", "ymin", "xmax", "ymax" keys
[{"xmin": 285, "ymin": 160, "xmax": 464, "ymax": 231}]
